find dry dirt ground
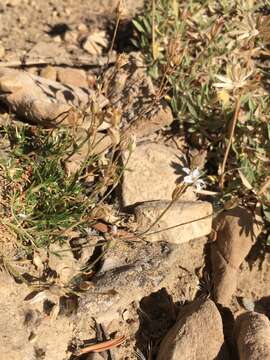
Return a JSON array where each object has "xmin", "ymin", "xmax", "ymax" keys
[{"xmin": 0, "ymin": 1, "xmax": 270, "ymax": 360}]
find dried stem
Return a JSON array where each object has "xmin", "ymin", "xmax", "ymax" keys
[
  {"xmin": 219, "ymin": 93, "xmax": 242, "ymax": 189},
  {"xmin": 258, "ymin": 176, "xmax": 270, "ymax": 197},
  {"xmin": 152, "ymin": 0, "xmax": 156, "ymax": 60},
  {"xmin": 139, "ymin": 183, "xmax": 188, "ymax": 237},
  {"xmin": 106, "ymin": 0, "xmax": 121, "ymax": 66}
]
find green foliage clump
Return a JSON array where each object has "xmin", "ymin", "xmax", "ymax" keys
[
  {"xmin": 133, "ymin": 0, "xmax": 270, "ymax": 237},
  {"xmin": 1, "ymin": 126, "xmax": 95, "ymax": 248}
]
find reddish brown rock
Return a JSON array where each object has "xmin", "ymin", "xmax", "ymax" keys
[{"xmin": 211, "ymin": 206, "xmax": 262, "ymax": 306}]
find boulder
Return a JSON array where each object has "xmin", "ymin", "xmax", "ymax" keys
[
  {"xmin": 121, "ymin": 142, "xmax": 196, "ymax": 207},
  {"xmin": 235, "ymin": 311, "xmax": 270, "ymax": 360},
  {"xmin": 211, "ymin": 207, "xmax": 262, "ymax": 306},
  {"xmin": 157, "ymin": 298, "xmax": 228, "ymax": 360}
]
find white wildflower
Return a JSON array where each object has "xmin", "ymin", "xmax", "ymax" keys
[
  {"xmin": 213, "ymin": 60, "xmax": 254, "ymax": 93},
  {"xmin": 183, "ymin": 167, "xmax": 205, "ymax": 190}
]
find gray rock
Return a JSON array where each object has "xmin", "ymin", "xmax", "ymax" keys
[{"xmin": 78, "ymin": 237, "xmax": 208, "ymax": 322}]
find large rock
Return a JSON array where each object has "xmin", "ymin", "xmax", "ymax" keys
[
  {"xmin": 78, "ymin": 237, "xmax": 208, "ymax": 322},
  {"xmin": 0, "ymin": 67, "xmax": 107, "ymax": 127},
  {"xmin": 121, "ymin": 142, "xmax": 196, "ymax": 207},
  {"xmin": 157, "ymin": 298, "xmax": 228, "ymax": 360},
  {"xmin": 135, "ymin": 200, "xmax": 212, "ymax": 243},
  {"xmin": 235, "ymin": 312, "xmax": 270, "ymax": 360},
  {"xmin": 211, "ymin": 207, "xmax": 262, "ymax": 306}
]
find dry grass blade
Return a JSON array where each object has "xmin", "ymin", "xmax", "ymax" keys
[
  {"xmin": 258, "ymin": 177, "xmax": 270, "ymax": 197},
  {"xmin": 219, "ymin": 93, "xmax": 242, "ymax": 189},
  {"xmin": 73, "ymin": 335, "xmax": 126, "ymax": 356}
]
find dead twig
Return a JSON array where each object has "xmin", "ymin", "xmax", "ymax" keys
[
  {"xmin": 258, "ymin": 176, "xmax": 270, "ymax": 197},
  {"xmin": 219, "ymin": 94, "xmax": 242, "ymax": 189},
  {"xmin": 73, "ymin": 335, "xmax": 125, "ymax": 356}
]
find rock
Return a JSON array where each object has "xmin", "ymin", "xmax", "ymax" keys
[
  {"xmin": 40, "ymin": 66, "xmax": 57, "ymax": 81},
  {"xmin": 157, "ymin": 298, "xmax": 228, "ymax": 360},
  {"xmin": 103, "ymin": 52, "xmax": 173, "ymax": 138},
  {"xmin": 64, "ymin": 30, "xmax": 78, "ymax": 44},
  {"xmin": 78, "ymin": 23, "xmax": 88, "ymax": 33},
  {"xmin": 124, "ymin": 99, "xmax": 173, "ymax": 138},
  {"xmin": 27, "ymin": 41, "xmax": 68, "ymax": 59},
  {"xmin": 57, "ymin": 67, "xmax": 88, "ymax": 88},
  {"xmin": 235, "ymin": 312, "xmax": 270, "ymax": 360},
  {"xmin": 78, "ymin": 237, "xmax": 208, "ymax": 322},
  {"xmin": 211, "ymin": 206, "xmax": 262, "ymax": 306},
  {"xmin": 86, "ymin": 354, "xmax": 104, "ymax": 360},
  {"xmin": 121, "ymin": 142, "xmax": 196, "ymax": 207},
  {"xmin": 122, "ymin": 309, "xmax": 130, "ymax": 321},
  {"xmin": 82, "ymin": 31, "xmax": 108, "ymax": 56},
  {"xmin": 135, "ymin": 200, "xmax": 212, "ymax": 243},
  {"xmin": 0, "ymin": 67, "xmax": 107, "ymax": 127}
]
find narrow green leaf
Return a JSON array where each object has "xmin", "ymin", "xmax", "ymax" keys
[{"xmin": 132, "ymin": 19, "xmax": 145, "ymax": 33}]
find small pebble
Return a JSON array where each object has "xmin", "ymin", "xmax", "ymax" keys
[{"xmin": 78, "ymin": 23, "xmax": 88, "ymax": 33}]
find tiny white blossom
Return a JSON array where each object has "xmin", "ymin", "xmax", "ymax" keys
[
  {"xmin": 18, "ymin": 213, "xmax": 28, "ymax": 220},
  {"xmin": 183, "ymin": 167, "xmax": 205, "ymax": 191}
]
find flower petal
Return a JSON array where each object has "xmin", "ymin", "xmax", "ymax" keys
[
  {"xmin": 192, "ymin": 168, "xmax": 200, "ymax": 178},
  {"xmin": 184, "ymin": 175, "xmax": 194, "ymax": 184},
  {"xmin": 214, "ymin": 74, "xmax": 233, "ymax": 84},
  {"xmin": 182, "ymin": 167, "xmax": 191, "ymax": 174}
]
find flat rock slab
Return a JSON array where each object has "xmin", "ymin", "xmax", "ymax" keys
[
  {"xmin": 122, "ymin": 142, "xmax": 196, "ymax": 207},
  {"xmin": 78, "ymin": 237, "xmax": 207, "ymax": 322},
  {"xmin": 135, "ymin": 200, "xmax": 212, "ymax": 244}
]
